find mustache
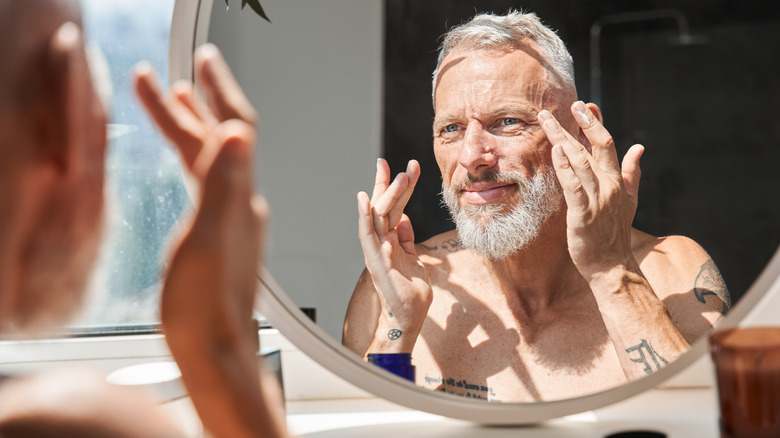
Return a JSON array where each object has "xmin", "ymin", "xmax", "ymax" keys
[{"xmin": 448, "ymin": 171, "xmax": 526, "ymax": 192}]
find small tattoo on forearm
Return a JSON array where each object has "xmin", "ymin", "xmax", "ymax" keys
[
  {"xmin": 388, "ymin": 329, "xmax": 402, "ymax": 340},
  {"xmin": 388, "ymin": 311, "xmax": 394, "ymax": 319},
  {"xmin": 626, "ymin": 339, "xmax": 669, "ymax": 374},
  {"xmin": 694, "ymin": 259, "xmax": 731, "ymax": 315}
]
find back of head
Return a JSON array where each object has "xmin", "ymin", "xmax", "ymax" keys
[
  {"xmin": 0, "ymin": 0, "xmax": 106, "ymax": 333},
  {"xmin": 432, "ymin": 10, "xmax": 576, "ymax": 104},
  {"xmin": 0, "ymin": 0, "xmax": 81, "ymax": 115}
]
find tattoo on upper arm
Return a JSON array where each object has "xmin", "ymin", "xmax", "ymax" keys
[
  {"xmin": 694, "ymin": 259, "xmax": 731, "ymax": 315},
  {"xmin": 626, "ymin": 339, "xmax": 669, "ymax": 374},
  {"xmin": 388, "ymin": 329, "xmax": 402, "ymax": 340},
  {"xmin": 420, "ymin": 238, "xmax": 463, "ymax": 253}
]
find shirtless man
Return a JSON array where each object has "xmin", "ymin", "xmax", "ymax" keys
[
  {"xmin": 0, "ymin": 1, "xmax": 287, "ymax": 436},
  {"xmin": 343, "ymin": 11, "xmax": 729, "ymax": 402}
]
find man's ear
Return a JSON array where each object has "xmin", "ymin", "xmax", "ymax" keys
[
  {"xmin": 40, "ymin": 21, "xmax": 87, "ymax": 179},
  {"xmin": 576, "ymin": 102, "xmax": 604, "ymax": 152}
]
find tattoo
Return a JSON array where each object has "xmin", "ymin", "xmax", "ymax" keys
[
  {"xmin": 419, "ymin": 238, "xmax": 463, "ymax": 253},
  {"xmin": 694, "ymin": 259, "xmax": 731, "ymax": 315},
  {"xmin": 424, "ymin": 375, "xmax": 499, "ymax": 401},
  {"xmin": 388, "ymin": 311, "xmax": 393, "ymax": 319},
  {"xmin": 387, "ymin": 329, "xmax": 402, "ymax": 340},
  {"xmin": 626, "ymin": 339, "xmax": 669, "ymax": 374}
]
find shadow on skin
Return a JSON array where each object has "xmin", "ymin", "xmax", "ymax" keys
[{"xmin": 418, "ymin": 250, "xmax": 614, "ymax": 402}]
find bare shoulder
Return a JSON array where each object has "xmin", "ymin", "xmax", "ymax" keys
[
  {"xmin": 631, "ymin": 228, "xmax": 730, "ymax": 342},
  {"xmin": 631, "ymin": 229, "xmax": 713, "ymax": 284},
  {"xmin": 415, "ymin": 229, "xmax": 465, "ymax": 260}
]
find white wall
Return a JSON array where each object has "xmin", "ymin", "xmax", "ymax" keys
[{"xmin": 208, "ymin": 1, "xmax": 383, "ymax": 340}]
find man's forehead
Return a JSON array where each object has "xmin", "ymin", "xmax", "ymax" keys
[{"xmin": 433, "ymin": 47, "xmax": 552, "ymax": 114}]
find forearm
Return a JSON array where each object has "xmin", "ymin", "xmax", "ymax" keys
[
  {"xmin": 165, "ymin": 323, "xmax": 289, "ymax": 438},
  {"xmin": 589, "ymin": 262, "xmax": 689, "ymax": 380}
]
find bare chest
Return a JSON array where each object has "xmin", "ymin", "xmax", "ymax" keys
[{"xmin": 412, "ymin": 281, "xmax": 627, "ymax": 402}]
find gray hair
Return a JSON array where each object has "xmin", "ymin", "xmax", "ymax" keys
[{"xmin": 432, "ymin": 11, "xmax": 575, "ymax": 105}]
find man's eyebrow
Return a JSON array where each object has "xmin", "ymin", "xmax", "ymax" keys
[{"xmin": 488, "ymin": 104, "xmax": 537, "ymax": 118}]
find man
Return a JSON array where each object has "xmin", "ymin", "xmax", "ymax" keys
[
  {"xmin": 343, "ymin": 11, "xmax": 729, "ymax": 402},
  {"xmin": 0, "ymin": 1, "xmax": 288, "ymax": 436}
]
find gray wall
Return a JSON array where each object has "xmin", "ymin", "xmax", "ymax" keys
[{"xmin": 208, "ymin": 1, "xmax": 383, "ymax": 340}]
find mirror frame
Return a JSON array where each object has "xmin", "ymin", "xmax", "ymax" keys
[{"xmin": 174, "ymin": 0, "xmax": 780, "ymax": 424}]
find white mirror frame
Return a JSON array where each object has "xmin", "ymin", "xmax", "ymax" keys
[{"xmin": 170, "ymin": 0, "xmax": 780, "ymax": 425}]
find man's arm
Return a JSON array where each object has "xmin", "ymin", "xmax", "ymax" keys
[
  {"xmin": 135, "ymin": 44, "xmax": 288, "ymax": 438},
  {"xmin": 539, "ymin": 102, "xmax": 714, "ymax": 380},
  {"xmin": 345, "ymin": 158, "xmax": 433, "ymax": 356},
  {"xmin": 342, "ymin": 268, "xmax": 382, "ymax": 357}
]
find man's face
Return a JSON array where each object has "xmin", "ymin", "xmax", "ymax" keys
[{"xmin": 433, "ymin": 46, "xmax": 575, "ymax": 257}]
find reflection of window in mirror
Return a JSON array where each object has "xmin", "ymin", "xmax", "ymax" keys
[
  {"xmin": 340, "ymin": 0, "xmax": 780, "ymax": 403},
  {"xmin": 73, "ymin": 0, "xmax": 191, "ymax": 330}
]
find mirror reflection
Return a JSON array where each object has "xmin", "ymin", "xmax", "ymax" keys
[{"xmin": 209, "ymin": 0, "xmax": 780, "ymax": 404}]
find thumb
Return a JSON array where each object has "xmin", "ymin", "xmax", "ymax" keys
[{"xmin": 621, "ymin": 144, "xmax": 644, "ymax": 210}]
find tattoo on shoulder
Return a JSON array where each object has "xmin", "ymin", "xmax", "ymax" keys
[
  {"xmin": 387, "ymin": 329, "xmax": 402, "ymax": 340},
  {"xmin": 419, "ymin": 238, "xmax": 464, "ymax": 253},
  {"xmin": 694, "ymin": 259, "xmax": 731, "ymax": 315},
  {"xmin": 626, "ymin": 339, "xmax": 669, "ymax": 374},
  {"xmin": 423, "ymin": 375, "xmax": 500, "ymax": 402}
]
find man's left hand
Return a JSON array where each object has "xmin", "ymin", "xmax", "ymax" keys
[{"xmin": 538, "ymin": 101, "xmax": 644, "ymax": 281}]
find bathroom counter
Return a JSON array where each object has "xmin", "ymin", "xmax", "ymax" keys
[{"xmin": 285, "ymin": 387, "xmax": 719, "ymax": 437}]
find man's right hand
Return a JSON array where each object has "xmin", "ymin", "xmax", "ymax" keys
[{"xmin": 356, "ymin": 158, "xmax": 432, "ymax": 354}]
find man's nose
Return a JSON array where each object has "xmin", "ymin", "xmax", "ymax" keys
[{"xmin": 458, "ymin": 121, "xmax": 497, "ymax": 173}]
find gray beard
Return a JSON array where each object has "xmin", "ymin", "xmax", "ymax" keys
[{"xmin": 441, "ymin": 167, "xmax": 563, "ymax": 260}]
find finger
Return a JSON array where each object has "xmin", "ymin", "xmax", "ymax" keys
[
  {"xmin": 539, "ymin": 110, "xmax": 600, "ymax": 195},
  {"xmin": 134, "ymin": 63, "xmax": 206, "ymax": 168},
  {"xmin": 195, "ymin": 44, "xmax": 258, "ymax": 125},
  {"xmin": 386, "ymin": 160, "xmax": 420, "ymax": 228},
  {"xmin": 172, "ymin": 80, "xmax": 219, "ymax": 127},
  {"xmin": 396, "ymin": 214, "xmax": 417, "ymax": 255},
  {"xmin": 621, "ymin": 144, "xmax": 644, "ymax": 210},
  {"xmin": 551, "ymin": 144, "xmax": 588, "ymax": 213},
  {"xmin": 194, "ymin": 120, "xmax": 256, "ymax": 224},
  {"xmin": 357, "ymin": 191, "xmax": 382, "ymax": 259},
  {"xmin": 571, "ymin": 101, "xmax": 620, "ymax": 180},
  {"xmin": 371, "ymin": 158, "xmax": 391, "ymax": 204},
  {"xmin": 372, "ymin": 172, "xmax": 408, "ymax": 233}
]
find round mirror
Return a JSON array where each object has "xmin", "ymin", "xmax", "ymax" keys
[{"xmin": 198, "ymin": 0, "xmax": 780, "ymax": 424}]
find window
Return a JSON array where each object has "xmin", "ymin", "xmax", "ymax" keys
[{"xmin": 73, "ymin": 0, "xmax": 191, "ymax": 330}]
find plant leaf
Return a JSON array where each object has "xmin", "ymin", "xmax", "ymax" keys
[{"xmin": 241, "ymin": 0, "xmax": 271, "ymax": 22}]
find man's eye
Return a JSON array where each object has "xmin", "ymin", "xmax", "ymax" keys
[
  {"xmin": 501, "ymin": 118, "xmax": 519, "ymax": 126},
  {"xmin": 443, "ymin": 124, "xmax": 459, "ymax": 133}
]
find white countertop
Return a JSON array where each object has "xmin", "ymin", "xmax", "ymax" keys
[{"xmin": 286, "ymin": 388, "xmax": 720, "ymax": 438}]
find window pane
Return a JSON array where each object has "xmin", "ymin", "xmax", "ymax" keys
[{"xmin": 74, "ymin": 0, "xmax": 190, "ymax": 328}]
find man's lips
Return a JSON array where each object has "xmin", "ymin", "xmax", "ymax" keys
[{"xmin": 460, "ymin": 182, "xmax": 516, "ymax": 204}]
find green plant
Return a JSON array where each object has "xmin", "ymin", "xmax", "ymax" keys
[{"xmin": 225, "ymin": 0, "xmax": 270, "ymax": 22}]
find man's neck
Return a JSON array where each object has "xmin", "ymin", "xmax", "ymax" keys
[{"xmin": 477, "ymin": 213, "xmax": 588, "ymax": 315}]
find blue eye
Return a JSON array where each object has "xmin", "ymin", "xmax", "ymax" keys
[
  {"xmin": 444, "ymin": 124, "xmax": 458, "ymax": 133},
  {"xmin": 501, "ymin": 118, "xmax": 519, "ymax": 125}
]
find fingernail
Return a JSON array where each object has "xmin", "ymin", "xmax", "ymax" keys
[
  {"xmin": 573, "ymin": 101, "xmax": 590, "ymax": 125},
  {"xmin": 544, "ymin": 118, "xmax": 560, "ymax": 132},
  {"xmin": 376, "ymin": 158, "xmax": 382, "ymax": 169}
]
